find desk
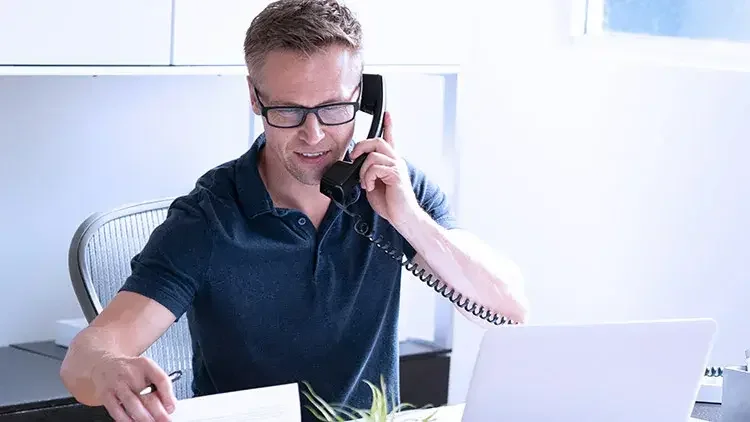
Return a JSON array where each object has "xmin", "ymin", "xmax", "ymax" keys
[
  {"xmin": 0, "ymin": 346, "xmax": 111, "ymax": 421},
  {"xmin": 399, "ymin": 339, "xmax": 451, "ymax": 408},
  {"xmin": 0, "ymin": 347, "xmax": 71, "ymax": 410},
  {"xmin": 10, "ymin": 341, "xmax": 67, "ymax": 361},
  {"xmin": 0, "ymin": 343, "xmax": 724, "ymax": 421},
  {"xmin": 0, "ymin": 339, "xmax": 452, "ymax": 421}
]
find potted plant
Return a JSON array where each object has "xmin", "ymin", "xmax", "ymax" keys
[{"xmin": 302, "ymin": 376, "xmax": 437, "ymax": 422}]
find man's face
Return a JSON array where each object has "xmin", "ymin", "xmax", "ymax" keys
[{"xmin": 249, "ymin": 45, "xmax": 361, "ymax": 186}]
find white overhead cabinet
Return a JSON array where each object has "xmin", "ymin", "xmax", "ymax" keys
[
  {"xmin": 171, "ymin": 0, "xmax": 272, "ymax": 66},
  {"xmin": 0, "ymin": 0, "xmax": 173, "ymax": 65},
  {"xmin": 344, "ymin": 0, "xmax": 467, "ymax": 66},
  {"xmin": 171, "ymin": 0, "xmax": 466, "ymax": 67}
]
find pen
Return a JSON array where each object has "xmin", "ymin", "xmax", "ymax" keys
[{"xmin": 139, "ymin": 370, "xmax": 183, "ymax": 396}]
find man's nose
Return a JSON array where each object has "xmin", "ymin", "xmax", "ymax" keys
[{"xmin": 300, "ymin": 112, "xmax": 325, "ymax": 145}]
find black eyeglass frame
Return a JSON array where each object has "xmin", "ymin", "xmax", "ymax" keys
[{"xmin": 254, "ymin": 79, "xmax": 363, "ymax": 129}]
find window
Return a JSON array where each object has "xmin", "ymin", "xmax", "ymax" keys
[{"xmin": 585, "ymin": 0, "xmax": 750, "ymax": 43}]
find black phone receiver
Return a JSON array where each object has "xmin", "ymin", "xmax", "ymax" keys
[{"xmin": 320, "ymin": 73, "xmax": 386, "ymax": 206}]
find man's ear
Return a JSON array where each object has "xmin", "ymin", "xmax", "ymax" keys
[{"xmin": 247, "ymin": 75, "xmax": 261, "ymax": 116}]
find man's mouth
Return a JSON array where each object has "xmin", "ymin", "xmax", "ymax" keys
[
  {"xmin": 295, "ymin": 151, "xmax": 331, "ymax": 163},
  {"xmin": 298, "ymin": 151, "xmax": 327, "ymax": 158}
]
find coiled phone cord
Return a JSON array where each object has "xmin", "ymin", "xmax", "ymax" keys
[{"xmin": 343, "ymin": 208, "xmax": 517, "ymax": 326}]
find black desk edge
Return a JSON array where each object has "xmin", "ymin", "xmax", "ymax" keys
[{"xmin": 0, "ymin": 397, "xmax": 80, "ymax": 416}]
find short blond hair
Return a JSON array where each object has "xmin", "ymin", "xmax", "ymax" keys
[{"xmin": 244, "ymin": 0, "xmax": 363, "ymax": 82}]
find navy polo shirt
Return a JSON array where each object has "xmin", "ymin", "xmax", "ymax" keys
[{"xmin": 120, "ymin": 134, "xmax": 458, "ymax": 419}]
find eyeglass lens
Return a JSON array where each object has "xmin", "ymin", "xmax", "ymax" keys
[{"xmin": 267, "ymin": 104, "xmax": 356, "ymax": 128}]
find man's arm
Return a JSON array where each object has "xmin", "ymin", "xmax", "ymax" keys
[
  {"xmin": 61, "ymin": 192, "xmax": 211, "ymax": 420},
  {"xmin": 60, "ymin": 292, "xmax": 177, "ymax": 407},
  {"xmin": 349, "ymin": 111, "xmax": 528, "ymax": 324},
  {"xmin": 397, "ymin": 212, "xmax": 529, "ymax": 325}
]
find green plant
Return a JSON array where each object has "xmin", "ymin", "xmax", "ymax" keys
[{"xmin": 301, "ymin": 376, "xmax": 437, "ymax": 422}]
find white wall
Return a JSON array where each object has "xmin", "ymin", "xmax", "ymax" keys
[
  {"xmin": 0, "ymin": 75, "xmax": 251, "ymax": 346},
  {"xmin": 0, "ymin": 72, "xmax": 452, "ymax": 347},
  {"xmin": 449, "ymin": 1, "xmax": 750, "ymax": 404}
]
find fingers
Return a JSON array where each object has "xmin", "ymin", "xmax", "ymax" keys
[
  {"xmin": 359, "ymin": 152, "xmax": 400, "ymax": 191},
  {"xmin": 142, "ymin": 359, "xmax": 177, "ymax": 413},
  {"xmin": 363, "ymin": 164, "xmax": 400, "ymax": 191},
  {"xmin": 115, "ymin": 383, "xmax": 153, "ymax": 422},
  {"xmin": 113, "ymin": 357, "xmax": 174, "ymax": 422},
  {"xmin": 92, "ymin": 356, "xmax": 176, "ymax": 422},
  {"xmin": 350, "ymin": 136, "xmax": 396, "ymax": 161},
  {"xmin": 350, "ymin": 112, "xmax": 396, "ymax": 162},
  {"xmin": 382, "ymin": 111, "xmax": 394, "ymax": 147},
  {"xmin": 141, "ymin": 393, "xmax": 170, "ymax": 422},
  {"xmin": 102, "ymin": 393, "xmax": 133, "ymax": 422}
]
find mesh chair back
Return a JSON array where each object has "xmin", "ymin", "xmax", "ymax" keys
[{"xmin": 68, "ymin": 198, "xmax": 194, "ymax": 400}]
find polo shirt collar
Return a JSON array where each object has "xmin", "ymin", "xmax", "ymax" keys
[
  {"xmin": 236, "ymin": 134, "xmax": 361, "ymax": 220},
  {"xmin": 235, "ymin": 133, "xmax": 274, "ymax": 219}
]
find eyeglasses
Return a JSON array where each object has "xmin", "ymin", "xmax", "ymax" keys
[{"xmin": 254, "ymin": 83, "xmax": 361, "ymax": 129}]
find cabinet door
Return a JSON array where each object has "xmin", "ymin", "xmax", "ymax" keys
[
  {"xmin": 172, "ymin": 0, "xmax": 466, "ymax": 67},
  {"xmin": 0, "ymin": 0, "xmax": 172, "ymax": 65},
  {"xmin": 344, "ymin": 0, "xmax": 468, "ymax": 66},
  {"xmin": 172, "ymin": 0, "xmax": 270, "ymax": 66}
]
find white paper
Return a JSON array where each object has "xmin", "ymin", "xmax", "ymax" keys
[
  {"xmin": 347, "ymin": 404, "xmax": 463, "ymax": 422},
  {"xmin": 169, "ymin": 382, "xmax": 300, "ymax": 422},
  {"xmin": 391, "ymin": 404, "xmax": 463, "ymax": 421}
]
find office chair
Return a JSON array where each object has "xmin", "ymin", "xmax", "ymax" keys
[{"xmin": 68, "ymin": 197, "xmax": 194, "ymax": 400}]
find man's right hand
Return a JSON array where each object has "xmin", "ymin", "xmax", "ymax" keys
[
  {"xmin": 59, "ymin": 293, "xmax": 181, "ymax": 421},
  {"xmin": 91, "ymin": 355, "xmax": 177, "ymax": 422}
]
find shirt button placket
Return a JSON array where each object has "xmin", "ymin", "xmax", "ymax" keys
[{"xmin": 295, "ymin": 216, "xmax": 313, "ymax": 241}]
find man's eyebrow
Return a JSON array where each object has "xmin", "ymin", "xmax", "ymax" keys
[
  {"xmin": 258, "ymin": 85, "xmax": 360, "ymax": 107},
  {"xmin": 270, "ymin": 95, "xmax": 353, "ymax": 107}
]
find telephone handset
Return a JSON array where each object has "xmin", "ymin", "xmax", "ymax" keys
[
  {"xmin": 319, "ymin": 74, "xmax": 516, "ymax": 326},
  {"xmin": 320, "ymin": 73, "xmax": 386, "ymax": 206}
]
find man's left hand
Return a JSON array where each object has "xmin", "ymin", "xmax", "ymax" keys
[{"xmin": 350, "ymin": 111, "xmax": 421, "ymax": 229}]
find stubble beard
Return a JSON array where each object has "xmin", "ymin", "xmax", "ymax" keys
[
  {"xmin": 283, "ymin": 140, "xmax": 350, "ymax": 186},
  {"xmin": 287, "ymin": 161, "xmax": 324, "ymax": 186},
  {"xmin": 284, "ymin": 149, "xmax": 340, "ymax": 186}
]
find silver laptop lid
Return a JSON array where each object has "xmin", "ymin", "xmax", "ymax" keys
[{"xmin": 461, "ymin": 318, "xmax": 717, "ymax": 422}]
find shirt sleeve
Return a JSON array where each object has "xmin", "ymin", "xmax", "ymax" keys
[
  {"xmin": 119, "ymin": 192, "xmax": 213, "ymax": 320},
  {"xmin": 402, "ymin": 161, "xmax": 460, "ymax": 260}
]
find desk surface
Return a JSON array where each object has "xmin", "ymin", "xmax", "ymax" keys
[
  {"xmin": 0, "ymin": 347, "xmax": 76, "ymax": 413},
  {"xmin": 13, "ymin": 338, "xmax": 450, "ymax": 362},
  {"xmin": 11, "ymin": 341, "xmax": 67, "ymax": 361},
  {"xmin": 0, "ymin": 343, "xmax": 725, "ymax": 421}
]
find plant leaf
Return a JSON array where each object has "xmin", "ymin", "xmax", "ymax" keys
[
  {"xmin": 302, "ymin": 374, "xmax": 439, "ymax": 422},
  {"xmin": 304, "ymin": 404, "xmax": 334, "ymax": 421},
  {"xmin": 331, "ymin": 403, "xmax": 370, "ymax": 420},
  {"xmin": 300, "ymin": 381, "xmax": 344, "ymax": 421}
]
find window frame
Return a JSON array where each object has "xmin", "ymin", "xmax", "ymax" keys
[{"xmin": 570, "ymin": 0, "xmax": 750, "ymax": 72}]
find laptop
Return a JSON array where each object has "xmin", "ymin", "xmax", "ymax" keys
[{"xmin": 460, "ymin": 318, "xmax": 717, "ymax": 422}]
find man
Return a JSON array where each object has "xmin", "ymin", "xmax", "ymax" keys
[{"xmin": 60, "ymin": 1, "xmax": 529, "ymax": 421}]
